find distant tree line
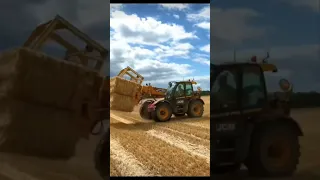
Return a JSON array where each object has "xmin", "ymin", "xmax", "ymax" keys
[{"xmin": 201, "ymin": 91, "xmax": 210, "ymax": 96}]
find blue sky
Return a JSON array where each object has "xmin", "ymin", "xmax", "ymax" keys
[
  {"xmin": 110, "ymin": 4, "xmax": 210, "ymax": 90},
  {"xmin": 212, "ymin": 0, "xmax": 320, "ymax": 92}
]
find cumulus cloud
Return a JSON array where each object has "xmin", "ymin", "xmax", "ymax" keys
[
  {"xmin": 173, "ymin": 14, "xmax": 180, "ymax": 19},
  {"xmin": 159, "ymin": 4, "xmax": 190, "ymax": 11},
  {"xmin": 187, "ymin": 5, "xmax": 210, "ymax": 30},
  {"xmin": 110, "ymin": 4, "xmax": 210, "ymax": 90}
]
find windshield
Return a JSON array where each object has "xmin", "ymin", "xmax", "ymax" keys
[{"xmin": 166, "ymin": 82, "xmax": 176, "ymax": 99}]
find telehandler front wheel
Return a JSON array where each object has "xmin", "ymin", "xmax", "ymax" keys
[
  {"xmin": 246, "ymin": 123, "xmax": 300, "ymax": 177},
  {"xmin": 187, "ymin": 100, "xmax": 204, "ymax": 118},
  {"xmin": 139, "ymin": 101, "xmax": 153, "ymax": 120},
  {"xmin": 153, "ymin": 103, "xmax": 172, "ymax": 122}
]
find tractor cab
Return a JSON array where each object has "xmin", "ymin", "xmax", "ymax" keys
[
  {"xmin": 165, "ymin": 80, "xmax": 201, "ymax": 101},
  {"xmin": 211, "ymin": 62, "xmax": 292, "ymax": 117},
  {"xmin": 211, "ymin": 61, "xmax": 303, "ymax": 177}
]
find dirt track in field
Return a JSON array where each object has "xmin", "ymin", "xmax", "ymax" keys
[
  {"xmin": 110, "ymin": 96, "xmax": 211, "ymax": 177},
  {"xmin": 213, "ymin": 107, "xmax": 320, "ymax": 180}
]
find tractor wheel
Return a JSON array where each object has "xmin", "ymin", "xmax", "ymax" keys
[
  {"xmin": 187, "ymin": 100, "xmax": 204, "ymax": 118},
  {"xmin": 153, "ymin": 103, "xmax": 172, "ymax": 122},
  {"xmin": 139, "ymin": 101, "xmax": 153, "ymax": 120},
  {"xmin": 94, "ymin": 128, "xmax": 109, "ymax": 180},
  {"xmin": 246, "ymin": 123, "xmax": 300, "ymax": 177}
]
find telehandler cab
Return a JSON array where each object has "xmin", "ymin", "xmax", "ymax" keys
[{"xmin": 211, "ymin": 59, "xmax": 303, "ymax": 177}]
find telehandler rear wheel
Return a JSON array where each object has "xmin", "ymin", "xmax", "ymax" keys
[
  {"xmin": 187, "ymin": 100, "xmax": 204, "ymax": 117},
  {"xmin": 139, "ymin": 101, "xmax": 153, "ymax": 120},
  {"xmin": 153, "ymin": 103, "xmax": 172, "ymax": 122},
  {"xmin": 246, "ymin": 123, "xmax": 300, "ymax": 177}
]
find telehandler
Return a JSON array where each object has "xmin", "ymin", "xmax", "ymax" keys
[
  {"xmin": 115, "ymin": 66, "xmax": 205, "ymax": 122},
  {"xmin": 211, "ymin": 56, "xmax": 303, "ymax": 177}
]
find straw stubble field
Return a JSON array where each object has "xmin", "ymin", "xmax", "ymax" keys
[{"xmin": 110, "ymin": 96, "xmax": 211, "ymax": 176}]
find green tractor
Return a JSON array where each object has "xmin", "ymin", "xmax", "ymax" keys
[
  {"xmin": 139, "ymin": 80, "xmax": 205, "ymax": 122},
  {"xmin": 211, "ymin": 60, "xmax": 303, "ymax": 177}
]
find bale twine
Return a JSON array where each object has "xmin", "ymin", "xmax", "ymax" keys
[{"xmin": 110, "ymin": 77, "xmax": 138, "ymax": 97}]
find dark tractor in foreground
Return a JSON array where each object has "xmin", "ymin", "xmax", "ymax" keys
[
  {"xmin": 139, "ymin": 80, "xmax": 205, "ymax": 122},
  {"xmin": 211, "ymin": 61, "xmax": 303, "ymax": 177}
]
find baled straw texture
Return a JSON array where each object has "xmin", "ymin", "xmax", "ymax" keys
[
  {"xmin": 110, "ymin": 93, "xmax": 135, "ymax": 112},
  {"xmin": 110, "ymin": 77, "xmax": 138, "ymax": 97}
]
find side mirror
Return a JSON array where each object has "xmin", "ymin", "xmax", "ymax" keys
[
  {"xmin": 168, "ymin": 82, "xmax": 172, "ymax": 88},
  {"xmin": 279, "ymin": 79, "xmax": 293, "ymax": 92}
]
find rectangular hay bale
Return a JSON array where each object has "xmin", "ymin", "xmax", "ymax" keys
[
  {"xmin": 110, "ymin": 93, "xmax": 135, "ymax": 112},
  {"xmin": 110, "ymin": 77, "xmax": 138, "ymax": 97},
  {"xmin": 0, "ymin": 98, "xmax": 88, "ymax": 159},
  {"xmin": 0, "ymin": 48, "xmax": 103, "ymax": 111}
]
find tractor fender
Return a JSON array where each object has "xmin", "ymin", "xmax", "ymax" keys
[
  {"xmin": 189, "ymin": 98, "xmax": 205, "ymax": 105},
  {"xmin": 253, "ymin": 116, "xmax": 303, "ymax": 136},
  {"xmin": 149, "ymin": 100, "xmax": 171, "ymax": 111}
]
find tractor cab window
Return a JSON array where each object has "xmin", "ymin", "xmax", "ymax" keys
[
  {"xmin": 185, "ymin": 83, "xmax": 193, "ymax": 96},
  {"xmin": 175, "ymin": 84, "xmax": 185, "ymax": 97},
  {"xmin": 242, "ymin": 66, "xmax": 266, "ymax": 109},
  {"xmin": 212, "ymin": 69, "xmax": 238, "ymax": 111}
]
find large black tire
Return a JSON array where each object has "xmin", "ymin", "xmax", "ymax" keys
[
  {"xmin": 139, "ymin": 101, "xmax": 153, "ymax": 120},
  {"xmin": 212, "ymin": 163, "xmax": 241, "ymax": 174},
  {"xmin": 187, "ymin": 100, "xmax": 204, "ymax": 118},
  {"xmin": 246, "ymin": 123, "xmax": 300, "ymax": 177},
  {"xmin": 152, "ymin": 103, "xmax": 172, "ymax": 122},
  {"xmin": 94, "ymin": 129, "xmax": 110, "ymax": 180}
]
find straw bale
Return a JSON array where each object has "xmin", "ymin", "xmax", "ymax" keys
[
  {"xmin": 0, "ymin": 98, "xmax": 87, "ymax": 159},
  {"xmin": 110, "ymin": 77, "xmax": 138, "ymax": 97},
  {"xmin": 0, "ymin": 48, "xmax": 103, "ymax": 111},
  {"xmin": 110, "ymin": 93, "xmax": 135, "ymax": 112}
]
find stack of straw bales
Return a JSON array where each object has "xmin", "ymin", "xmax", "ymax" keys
[
  {"xmin": 110, "ymin": 77, "xmax": 139, "ymax": 112},
  {"xmin": 0, "ymin": 48, "xmax": 103, "ymax": 159}
]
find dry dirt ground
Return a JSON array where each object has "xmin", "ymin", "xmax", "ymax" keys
[
  {"xmin": 110, "ymin": 96, "xmax": 210, "ymax": 177},
  {"xmin": 213, "ymin": 107, "xmax": 320, "ymax": 180}
]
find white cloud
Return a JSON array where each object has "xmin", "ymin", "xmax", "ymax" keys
[
  {"xmin": 187, "ymin": 6, "xmax": 210, "ymax": 21},
  {"xmin": 173, "ymin": 14, "xmax": 180, "ymax": 19},
  {"xmin": 195, "ymin": 22, "xmax": 210, "ymax": 30},
  {"xmin": 187, "ymin": 5, "xmax": 210, "ymax": 31},
  {"xmin": 159, "ymin": 4, "xmax": 190, "ymax": 11},
  {"xmin": 110, "ymin": 10, "xmax": 197, "ymax": 46},
  {"xmin": 193, "ymin": 57, "xmax": 210, "ymax": 66},
  {"xmin": 110, "ymin": 5, "xmax": 209, "ymax": 89},
  {"xmin": 200, "ymin": 44, "xmax": 210, "ymax": 53}
]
